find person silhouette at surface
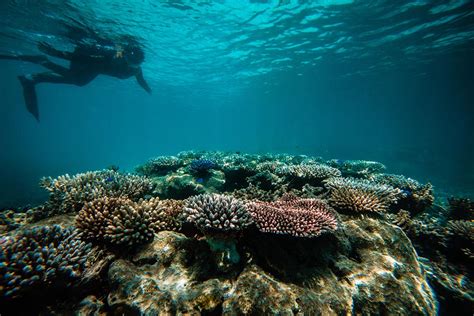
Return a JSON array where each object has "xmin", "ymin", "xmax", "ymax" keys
[{"xmin": 0, "ymin": 41, "xmax": 151, "ymax": 121}]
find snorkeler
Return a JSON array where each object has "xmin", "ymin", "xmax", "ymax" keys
[{"xmin": 0, "ymin": 41, "xmax": 151, "ymax": 121}]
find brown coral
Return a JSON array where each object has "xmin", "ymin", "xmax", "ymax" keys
[
  {"xmin": 76, "ymin": 197, "xmax": 156, "ymax": 247},
  {"xmin": 325, "ymin": 177, "xmax": 402, "ymax": 213},
  {"xmin": 145, "ymin": 199, "xmax": 184, "ymax": 232},
  {"xmin": 247, "ymin": 195, "xmax": 338, "ymax": 238},
  {"xmin": 371, "ymin": 174, "xmax": 434, "ymax": 213},
  {"xmin": 40, "ymin": 170, "xmax": 154, "ymax": 216},
  {"xmin": 448, "ymin": 197, "xmax": 474, "ymax": 221}
]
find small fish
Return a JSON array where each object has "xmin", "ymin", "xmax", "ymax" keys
[{"xmin": 196, "ymin": 177, "xmax": 204, "ymax": 183}]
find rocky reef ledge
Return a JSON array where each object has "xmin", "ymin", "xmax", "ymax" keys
[
  {"xmin": 106, "ymin": 217, "xmax": 435, "ymax": 315},
  {"xmin": 1, "ymin": 151, "xmax": 472, "ymax": 315}
]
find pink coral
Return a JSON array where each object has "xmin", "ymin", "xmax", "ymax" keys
[{"xmin": 247, "ymin": 195, "xmax": 338, "ymax": 238}]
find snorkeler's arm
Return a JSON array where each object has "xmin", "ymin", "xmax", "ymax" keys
[
  {"xmin": 37, "ymin": 42, "xmax": 73, "ymax": 60},
  {"xmin": 135, "ymin": 67, "xmax": 152, "ymax": 94}
]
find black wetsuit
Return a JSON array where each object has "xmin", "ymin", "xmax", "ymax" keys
[{"xmin": 0, "ymin": 43, "xmax": 151, "ymax": 121}]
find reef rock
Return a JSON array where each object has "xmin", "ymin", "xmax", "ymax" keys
[{"xmin": 107, "ymin": 218, "xmax": 437, "ymax": 315}]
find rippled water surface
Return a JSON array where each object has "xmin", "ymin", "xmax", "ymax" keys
[{"xmin": 1, "ymin": 0, "xmax": 473, "ymax": 91}]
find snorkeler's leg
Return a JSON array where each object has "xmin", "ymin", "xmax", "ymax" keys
[
  {"xmin": 18, "ymin": 75, "xmax": 40, "ymax": 121},
  {"xmin": 37, "ymin": 42, "xmax": 73, "ymax": 60},
  {"xmin": 0, "ymin": 53, "xmax": 70, "ymax": 76},
  {"xmin": 0, "ymin": 53, "xmax": 48, "ymax": 63},
  {"xmin": 17, "ymin": 72, "xmax": 78, "ymax": 122}
]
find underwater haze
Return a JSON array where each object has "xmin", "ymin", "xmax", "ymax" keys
[{"xmin": 0, "ymin": 0, "xmax": 473, "ymax": 207}]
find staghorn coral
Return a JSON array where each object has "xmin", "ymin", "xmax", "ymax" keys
[
  {"xmin": 255, "ymin": 161, "xmax": 288, "ymax": 173},
  {"xmin": 446, "ymin": 220, "xmax": 474, "ymax": 242},
  {"xmin": 327, "ymin": 159, "xmax": 385, "ymax": 178},
  {"xmin": 275, "ymin": 163, "xmax": 341, "ymax": 181},
  {"xmin": 232, "ymin": 183, "xmax": 289, "ymax": 202},
  {"xmin": 389, "ymin": 209, "xmax": 413, "ymax": 231},
  {"xmin": 0, "ymin": 210, "xmax": 30, "ymax": 233},
  {"xmin": 247, "ymin": 195, "xmax": 338, "ymax": 238},
  {"xmin": 371, "ymin": 173, "xmax": 434, "ymax": 213},
  {"xmin": 0, "ymin": 225, "xmax": 91, "ymax": 298},
  {"xmin": 325, "ymin": 177, "xmax": 402, "ymax": 213},
  {"xmin": 183, "ymin": 194, "xmax": 253, "ymax": 233},
  {"xmin": 448, "ymin": 197, "xmax": 474, "ymax": 221},
  {"xmin": 135, "ymin": 156, "xmax": 183, "ymax": 176},
  {"xmin": 40, "ymin": 170, "xmax": 154, "ymax": 216},
  {"xmin": 247, "ymin": 171, "xmax": 284, "ymax": 191},
  {"xmin": 145, "ymin": 198, "xmax": 184, "ymax": 232},
  {"xmin": 444, "ymin": 220, "xmax": 474, "ymax": 264},
  {"xmin": 183, "ymin": 194, "xmax": 254, "ymax": 270},
  {"xmin": 76, "ymin": 197, "xmax": 156, "ymax": 247}
]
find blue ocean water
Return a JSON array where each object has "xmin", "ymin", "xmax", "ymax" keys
[{"xmin": 0, "ymin": 0, "xmax": 473, "ymax": 207}]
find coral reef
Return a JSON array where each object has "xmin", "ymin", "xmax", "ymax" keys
[
  {"xmin": 40, "ymin": 170, "xmax": 154, "ymax": 217},
  {"xmin": 371, "ymin": 173, "xmax": 434, "ymax": 213},
  {"xmin": 189, "ymin": 159, "xmax": 217, "ymax": 176},
  {"xmin": 448, "ymin": 196, "xmax": 474, "ymax": 220},
  {"xmin": 446, "ymin": 220, "xmax": 474, "ymax": 262},
  {"xmin": 135, "ymin": 156, "xmax": 182, "ymax": 176},
  {"xmin": 149, "ymin": 199, "xmax": 184, "ymax": 232},
  {"xmin": 183, "ymin": 194, "xmax": 253, "ymax": 233},
  {"xmin": 0, "ymin": 225, "xmax": 91, "ymax": 299},
  {"xmin": 76, "ymin": 197, "xmax": 156, "ymax": 247},
  {"xmin": 152, "ymin": 169, "xmax": 226, "ymax": 199},
  {"xmin": 327, "ymin": 159, "xmax": 386, "ymax": 178},
  {"xmin": 106, "ymin": 219, "xmax": 437, "ymax": 315},
  {"xmin": 275, "ymin": 163, "xmax": 341, "ymax": 182},
  {"xmin": 0, "ymin": 210, "xmax": 30, "ymax": 233},
  {"xmin": 247, "ymin": 195, "xmax": 338, "ymax": 237},
  {"xmin": 325, "ymin": 177, "xmax": 402, "ymax": 213},
  {"xmin": 1, "ymin": 150, "xmax": 472, "ymax": 314}
]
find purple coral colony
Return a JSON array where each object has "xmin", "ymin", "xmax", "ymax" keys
[{"xmin": 0, "ymin": 151, "xmax": 472, "ymax": 314}]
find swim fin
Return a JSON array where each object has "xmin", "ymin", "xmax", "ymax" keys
[
  {"xmin": 0, "ymin": 53, "xmax": 47, "ymax": 63},
  {"xmin": 18, "ymin": 75, "xmax": 39, "ymax": 122}
]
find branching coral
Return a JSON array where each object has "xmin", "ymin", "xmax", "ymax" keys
[
  {"xmin": 232, "ymin": 184, "xmax": 282, "ymax": 202},
  {"xmin": 447, "ymin": 197, "xmax": 474, "ymax": 221},
  {"xmin": 445, "ymin": 220, "xmax": 474, "ymax": 262},
  {"xmin": 371, "ymin": 174, "xmax": 434, "ymax": 213},
  {"xmin": 40, "ymin": 170, "xmax": 154, "ymax": 216},
  {"xmin": 446, "ymin": 220, "xmax": 474, "ymax": 239},
  {"xmin": 389, "ymin": 210, "xmax": 412, "ymax": 230},
  {"xmin": 0, "ymin": 225, "xmax": 91, "ymax": 298},
  {"xmin": 145, "ymin": 198, "xmax": 184, "ymax": 232},
  {"xmin": 0, "ymin": 210, "xmax": 30, "ymax": 233},
  {"xmin": 183, "ymin": 194, "xmax": 253, "ymax": 233},
  {"xmin": 76, "ymin": 197, "xmax": 156, "ymax": 247},
  {"xmin": 327, "ymin": 159, "xmax": 385, "ymax": 178},
  {"xmin": 247, "ymin": 195, "xmax": 338, "ymax": 238},
  {"xmin": 255, "ymin": 161, "xmax": 287, "ymax": 173},
  {"xmin": 275, "ymin": 163, "xmax": 341, "ymax": 181},
  {"xmin": 324, "ymin": 177, "xmax": 402, "ymax": 213},
  {"xmin": 183, "ymin": 194, "xmax": 254, "ymax": 270},
  {"xmin": 135, "ymin": 156, "xmax": 183, "ymax": 176}
]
